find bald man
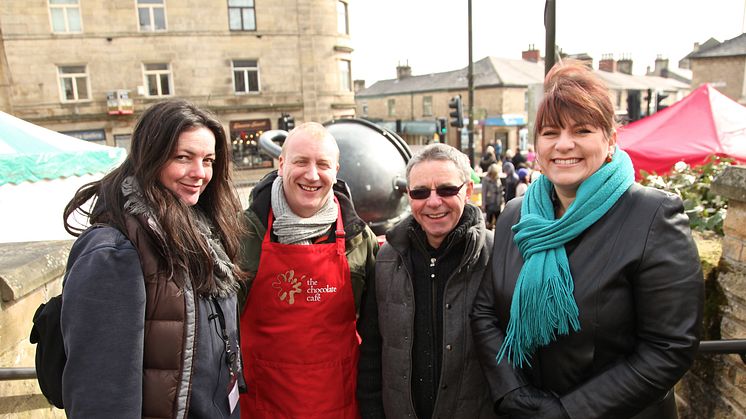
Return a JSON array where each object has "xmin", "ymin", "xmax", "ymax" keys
[{"xmin": 237, "ymin": 122, "xmax": 378, "ymax": 418}]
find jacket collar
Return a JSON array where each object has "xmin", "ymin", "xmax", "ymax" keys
[{"xmin": 386, "ymin": 203, "xmax": 487, "ymax": 269}]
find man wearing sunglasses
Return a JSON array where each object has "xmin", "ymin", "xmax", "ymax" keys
[{"xmin": 357, "ymin": 143, "xmax": 496, "ymax": 418}]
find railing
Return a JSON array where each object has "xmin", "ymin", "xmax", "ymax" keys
[
  {"xmin": 697, "ymin": 339, "xmax": 746, "ymax": 363},
  {"xmin": 0, "ymin": 367, "xmax": 35, "ymax": 380},
  {"xmin": 2, "ymin": 339, "xmax": 746, "ymax": 381}
]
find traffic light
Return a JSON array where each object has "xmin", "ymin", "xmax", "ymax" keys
[
  {"xmin": 448, "ymin": 96, "xmax": 463, "ymax": 128},
  {"xmin": 277, "ymin": 113, "xmax": 295, "ymax": 131},
  {"xmin": 437, "ymin": 117, "xmax": 447, "ymax": 138},
  {"xmin": 285, "ymin": 114, "xmax": 295, "ymax": 131},
  {"xmin": 656, "ymin": 92, "xmax": 669, "ymax": 112}
]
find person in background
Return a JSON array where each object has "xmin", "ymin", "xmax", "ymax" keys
[
  {"xmin": 479, "ymin": 146, "xmax": 499, "ymax": 173},
  {"xmin": 516, "ymin": 168, "xmax": 530, "ymax": 198},
  {"xmin": 482, "ymin": 163, "xmax": 503, "ymax": 230},
  {"xmin": 471, "ymin": 60, "xmax": 703, "ymax": 419},
  {"xmin": 494, "ymin": 141, "xmax": 503, "ymax": 161},
  {"xmin": 504, "ymin": 148, "xmax": 515, "ymax": 165},
  {"xmin": 502, "ymin": 161, "xmax": 519, "ymax": 203},
  {"xmin": 61, "ymin": 99, "xmax": 245, "ymax": 418},
  {"xmin": 237, "ymin": 122, "xmax": 378, "ymax": 418},
  {"xmin": 511, "ymin": 146, "xmax": 527, "ymax": 168},
  {"xmin": 357, "ymin": 143, "xmax": 496, "ymax": 418},
  {"xmin": 526, "ymin": 144, "xmax": 536, "ymax": 164}
]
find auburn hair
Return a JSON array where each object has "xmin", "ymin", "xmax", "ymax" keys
[{"xmin": 534, "ymin": 59, "xmax": 617, "ymax": 142}]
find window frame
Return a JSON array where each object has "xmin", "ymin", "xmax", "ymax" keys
[
  {"xmin": 338, "ymin": 59, "xmax": 352, "ymax": 92},
  {"xmin": 387, "ymin": 98, "xmax": 396, "ymax": 117},
  {"xmin": 48, "ymin": 0, "xmax": 82, "ymax": 34},
  {"xmin": 142, "ymin": 63, "xmax": 173, "ymax": 97},
  {"xmin": 232, "ymin": 59, "xmax": 261, "ymax": 94},
  {"xmin": 337, "ymin": 1, "xmax": 349, "ymax": 35},
  {"xmin": 58, "ymin": 64, "xmax": 91, "ymax": 103},
  {"xmin": 422, "ymin": 95, "xmax": 433, "ymax": 117},
  {"xmin": 136, "ymin": 0, "xmax": 167, "ymax": 32},
  {"xmin": 228, "ymin": 0, "xmax": 256, "ymax": 31}
]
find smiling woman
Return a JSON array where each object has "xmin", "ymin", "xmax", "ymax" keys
[
  {"xmin": 158, "ymin": 127, "xmax": 216, "ymax": 206},
  {"xmin": 533, "ymin": 60, "xmax": 617, "ymax": 215},
  {"xmin": 472, "ymin": 60, "xmax": 704, "ymax": 419},
  {"xmin": 59, "ymin": 99, "xmax": 246, "ymax": 418}
]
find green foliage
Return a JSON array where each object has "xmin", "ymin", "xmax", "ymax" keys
[{"xmin": 639, "ymin": 156, "xmax": 731, "ymax": 235}]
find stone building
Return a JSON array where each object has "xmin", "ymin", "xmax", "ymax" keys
[
  {"xmin": 0, "ymin": 0, "xmax": 355, "ymax": 169},
  {"xmin": 687, "ymin": 33, "xmax": 746, "ymax": 105},
  {"xmin": 355, "ymin": 48, "xmax": 689, "ymax": 158},
  {"xmin": 355, "ymin": 56, "xmax": 544, "ymax": 155}
]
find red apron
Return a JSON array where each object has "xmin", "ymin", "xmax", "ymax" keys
[{"xmin": 239, "ymin": 199, "xmax": 360, "ymax": 419}]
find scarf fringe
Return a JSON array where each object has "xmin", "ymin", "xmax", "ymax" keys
[{"xmin": 498, "ymin": 147, "xmax": 634, "ymax": 367}]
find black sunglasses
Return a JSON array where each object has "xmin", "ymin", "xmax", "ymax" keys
[{"xmin": 408, "ymin": 182, "xmax": 466, "ymax": 200}]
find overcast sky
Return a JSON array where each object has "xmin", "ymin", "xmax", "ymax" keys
[{"xmin": 350, "ymin": 0, "xmax": 746, "ymax": 84}]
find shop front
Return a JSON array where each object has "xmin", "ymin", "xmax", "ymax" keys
[{"xmin": 230, "ymin": 119, "xmax": 274, "ymax": 169}]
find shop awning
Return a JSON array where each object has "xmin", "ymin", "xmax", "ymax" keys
[{"xmin": 484, "ymin": 114, "xmax": 526, "ymax": 127}]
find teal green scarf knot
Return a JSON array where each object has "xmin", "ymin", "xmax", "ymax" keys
[{"xmin": 497, "ymin": 147, "xmax": 635, "ymax": 367}]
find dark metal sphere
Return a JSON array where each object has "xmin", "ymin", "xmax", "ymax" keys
[{"xmin": 324, "ymin": 119, "xmax": 411, "ymax": 235}]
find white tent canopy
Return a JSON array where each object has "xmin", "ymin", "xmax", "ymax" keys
[{"xmin": 0, "ymin": 111, "xmax": 125, "ymax": 243}]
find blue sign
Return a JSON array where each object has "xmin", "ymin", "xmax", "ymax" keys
[{"xmin": 484, "ymin": 114, "xmax": 526, "ymax": 127}]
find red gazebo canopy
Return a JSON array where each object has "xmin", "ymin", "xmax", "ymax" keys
[{"xmin": 617, "ymin": 84, "xmax": 746, "ymax": 179}]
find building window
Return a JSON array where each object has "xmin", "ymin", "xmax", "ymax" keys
[
  {"xmin": 137, "ymin": 0, "xmax": 166, "ymax": 32},
  {"xmin": 143, "ymin": 63, "xmax": 172, "ymax": 96},
  {"xmin": 233, "ymin": 60, "xmax": 260, "ymax": 93},
  {"xmin": 387, "ymin": 98, "xmax": 396, "ymax": 117},
  {"xmin": 338, "ymin": 60, "xmax": 351, "ymax": 92},
  {"xmin": 337, "ymin": 1, "xmax": 349, "ymax": 34},
  {"xmin": 58, "ymin": 65, "xmax": 90, "ymax": 102},
  {"xmin": 49, "ymin": 0, "xmax": 82, "ymax": 33},
  {"xmin": 361, "ymin": 102, "xmax": 368, "ymax": 117},
  {"xmin": 228, "ymin": 0, "xmax": 256, "ymax": 31},
  {"xmin": 422, "ymin": 96, "xmax": 433, "ymax": 117}
]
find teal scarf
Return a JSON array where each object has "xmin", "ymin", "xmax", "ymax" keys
[{"xmin": 497, "ymin": 147, "xmax": 634, "ymax": 367}]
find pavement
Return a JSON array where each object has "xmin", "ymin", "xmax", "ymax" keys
[{"xmin": 233, "ymin": 166, "xmax": 275, "ymax": 209}]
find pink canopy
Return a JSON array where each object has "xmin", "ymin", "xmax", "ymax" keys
[{"xmin": 617, "ymin": 84, "xmax": 746, "ymax": 179}]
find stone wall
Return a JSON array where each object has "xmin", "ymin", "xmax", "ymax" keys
[
  {"xmin": 677, "ymin": 165, "xmax": 746, "ymax": 418},
  {"xmin": 0, "ymin": 240, "xmax": 71, "ymax": 418},
  {"xmin": 690, "ymin": 56, "xmax": 746, "ymax": 104}
]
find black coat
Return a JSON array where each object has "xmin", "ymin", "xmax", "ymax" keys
[{"xmin": 471, "ymin": 183, "xmax": 703, "ymax": 419}]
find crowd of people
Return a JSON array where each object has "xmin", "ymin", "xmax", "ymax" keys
[
  {"xmin": 477, "ymin": 143, "xmax": 540, "ymax": 229},
  {"xmin": 56, "ymin": 59, "xmax": 704, "ymax": 419}
]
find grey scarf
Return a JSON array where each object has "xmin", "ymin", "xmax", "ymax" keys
[
  {"xmin": 121, "ymin": 176, "xmax": 239, "ymax": 298},
  {"xmin": 270, "ymin": 176, "xmax": 338, "ymax": 245}
]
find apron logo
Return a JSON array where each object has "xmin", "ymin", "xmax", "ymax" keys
[
  {"xmin": 271, "ymin": 269, "xmax": 339, "ymax": 304},
  {"xmin": 272, "ymin": 270, "xmax": 304, "ymax": 305}
]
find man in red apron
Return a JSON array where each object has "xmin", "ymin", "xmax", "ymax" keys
[{"xmin": 238, "ymin": 122, "xmax": 378, "ymax": 418}]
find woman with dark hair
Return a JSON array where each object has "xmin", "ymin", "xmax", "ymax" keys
[
  {"xmin": 471, "ymin": 60, "xmax": 703, "ymax": 419},
  {"xmin": 61, "ymin": 99, "xmax": 245, "ymax": 418}
]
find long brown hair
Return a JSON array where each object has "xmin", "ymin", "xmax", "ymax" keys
[{"xmin": 64, "ymin": 99, "xmax": 245, "ymax": 294}]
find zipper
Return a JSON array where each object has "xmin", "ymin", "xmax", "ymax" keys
[{"xmin": 429, "ymin": 256, "xmax": 438, "ymax": 407}]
